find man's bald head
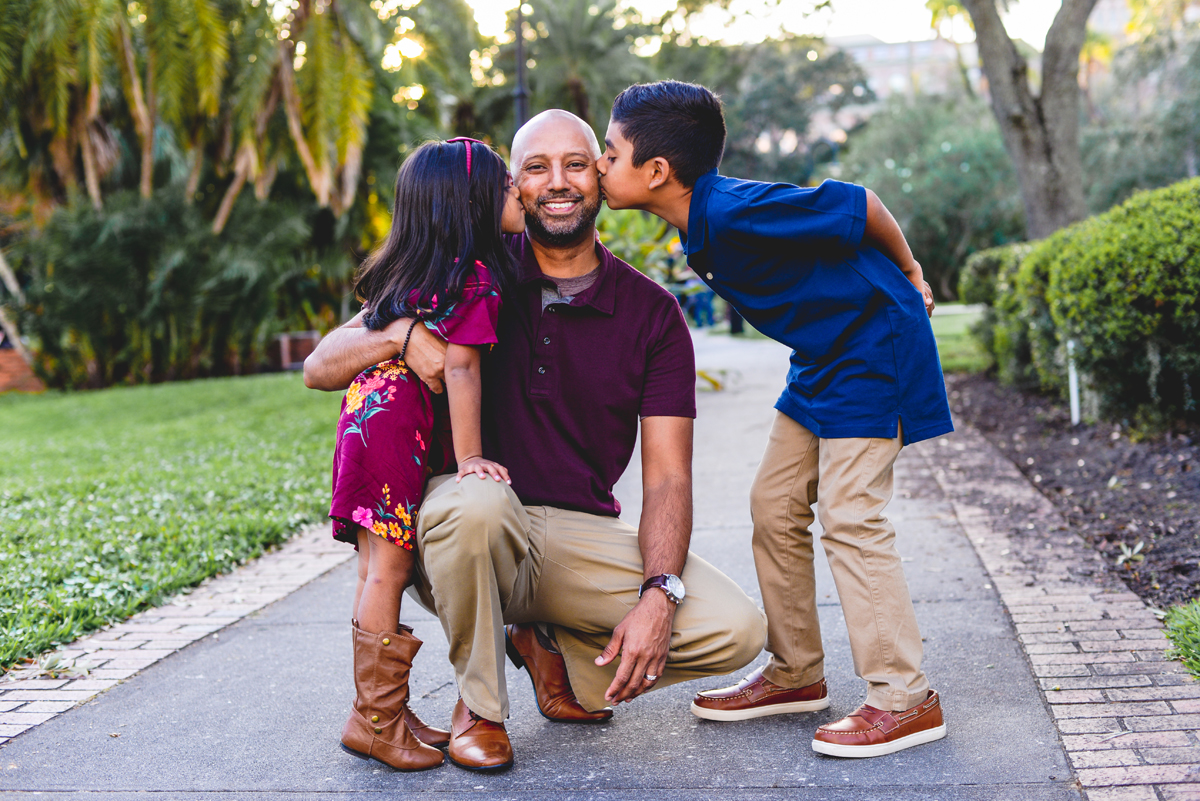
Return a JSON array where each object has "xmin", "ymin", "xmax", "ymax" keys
[
  {"xmin": 508, "ymin": 109, "xmax": 603, "ymax": 249},
  {"xmin": 510, "ymin": 110, "xmax": 601, "ymax": 173}
]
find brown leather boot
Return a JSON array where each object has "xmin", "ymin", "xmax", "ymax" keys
[
  {"xmin": 447, "ymin": 698, "xmax": 513, "ymax": 771},
  {"xmin": 505, "ymin": 623, "xmax": 613, "ymax": 722},
  {"xmin": 341, "ymin": 621, "xmax": 444, "ymax": 771},
  {"xmin": 404, "ymin": 704, "xmax": 450, "ymax": 750}
]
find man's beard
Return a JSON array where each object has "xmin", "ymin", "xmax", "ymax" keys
[{"xmin": 523, "ymin": 191, "xmax": 602, "ymax": 247}]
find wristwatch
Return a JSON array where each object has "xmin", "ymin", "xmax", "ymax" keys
[{"xmin": 639, "ymin": 573, "xmax": 686, "ymax": 605}]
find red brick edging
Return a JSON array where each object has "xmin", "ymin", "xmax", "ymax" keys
[
  {"xmin": 0, "ymin": 525, "xmax": 353, "ymax": 745},
  {"xmin": 913, "ymin": 427, "xmax": 1200, "ymax": 801}
]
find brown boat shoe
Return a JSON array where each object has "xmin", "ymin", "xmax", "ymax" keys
[
  {"xmin": 690, "ymin": 666, "xmax": 830, "ymax": 721},
  {"xmin": 505, "ymin": 623, "xmax": 613, "ymax": 723},
  {"xmin": 812, "ymin": 690, "xmax": 947, "ymax": 758}
]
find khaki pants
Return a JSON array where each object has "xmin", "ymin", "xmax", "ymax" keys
[
  {"xmin": 751, "ymin": 412, "xmax": 929, "ymax": 712},
  {"xmin": 407, "ymin": 475, "xmax": 767, "ymax": 722}
]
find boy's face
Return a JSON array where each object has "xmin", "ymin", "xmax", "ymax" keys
[{"xmin": 597, "ymin": 120, "xmax": 654, "ymax": 211}]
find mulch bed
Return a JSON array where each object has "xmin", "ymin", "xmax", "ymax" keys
[{"xmin": 946, "ymin": 372, "xmax": 1200, "ymax": 610}]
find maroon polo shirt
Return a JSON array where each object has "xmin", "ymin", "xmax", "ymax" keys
[{"xmin": 481, "ymin": 234, "xmax": 696, "ymax": 517}]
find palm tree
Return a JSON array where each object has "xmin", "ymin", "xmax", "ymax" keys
[{"xmin": 508, "ymin": 0, "xmax": 652, "ymax": 128}]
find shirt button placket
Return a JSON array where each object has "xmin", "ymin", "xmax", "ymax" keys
[{"xmin": 532, "ymin": 306, "xmax": 559, "ymax": 395}]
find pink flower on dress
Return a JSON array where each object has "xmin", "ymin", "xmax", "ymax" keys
[
  {"xmin": 415, "ymin": 431, "xmax": 425, "ymax": 451},
  {"xmin": 360, "ymin": 375, "xmax": 386, "ymax": 396},
  {"xmin": 351, "ymin": 506, "xmax": 374, "ymax": 528}
]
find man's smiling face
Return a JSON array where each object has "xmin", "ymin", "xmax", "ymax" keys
[{"xmin": 511, "ymin": 111, "xmax": 603, "ymax": 248}]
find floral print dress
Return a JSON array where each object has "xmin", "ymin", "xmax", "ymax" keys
[{"xmin": 329, "ymin": 262, "xmax": 501, "ymax": 550}]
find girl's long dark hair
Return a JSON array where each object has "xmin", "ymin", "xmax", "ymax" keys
[{"xmin": 355, "ymin": 140, "xmax": 519, "ymax": 331}]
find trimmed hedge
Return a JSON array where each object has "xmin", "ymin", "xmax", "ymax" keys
[
  {"xmin": 963, "ymin": 178, "xmax": 1200, "ymax": 424},
  {"xmin": 958, "ymin": 242, "xmax": 1034, "ymax": 386}
]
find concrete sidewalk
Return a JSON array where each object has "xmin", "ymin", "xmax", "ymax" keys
[{"xmin": 0, "ymin": 332, "xmax": 1178, "ymax": 799}]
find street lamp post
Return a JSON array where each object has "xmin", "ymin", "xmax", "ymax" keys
[{"xmin": 513, "ymin": 2, "xmax": 530, "ymax": 128}]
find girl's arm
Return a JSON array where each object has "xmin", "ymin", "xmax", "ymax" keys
[{"xmin": 445, "ymin": 342, "xmax": 511, "ymax": 484}]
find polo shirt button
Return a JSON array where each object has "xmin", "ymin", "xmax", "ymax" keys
[
  {"xmin": 705, "ymin": 272, "xmax": 713, "ymax": 280},
  {"xmin": 543, "ymin": 337, "xmax": 550, "ymax": 345},
  {"xmin": 538, "ymin": 366, "xmax": 546, "ymax": 374}
]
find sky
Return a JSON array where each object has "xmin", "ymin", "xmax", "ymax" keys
[{"xmin": 464, "ymin": 0, "xmax": 1064, "ymax": 49}]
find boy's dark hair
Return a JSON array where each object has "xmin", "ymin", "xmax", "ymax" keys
[
  {"xmin": 355, "ymin": 139, "xmax": 518, "ymax": 331},
  {"xmin": 610, "ymin": 81, "xmax": 725, "ymax": 188}
]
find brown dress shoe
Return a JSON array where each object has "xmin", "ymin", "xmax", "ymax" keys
[
  {"xmin": 812, "ymin": 690, "xmax": 947, "ymax": 758},
  {"xmin": 505, "ymin": 624, "xmax": 613, "ymax": 723},
  {"xmin": 341, "ymin": 622, "xmax": 444, "ymax": 771},
  {"xmin": 690, "ymin": 666, "xmax": 830, "ymax": 721},
  {"xmin": 403, "ymin": 704, "xmax": 450, "ymax": 750},
  {"xmin": 448, "ymin": 698, "xmax": 514, "ymax": 771}
]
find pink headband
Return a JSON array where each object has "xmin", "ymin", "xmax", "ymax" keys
[{"xmin": 447, "ymin": 137, "xmax": 486, "ymax": 177}]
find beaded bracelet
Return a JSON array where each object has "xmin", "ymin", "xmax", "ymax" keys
[{"xmin": 398, "ymin": 318, "xmax": 420, "ymax": 363}]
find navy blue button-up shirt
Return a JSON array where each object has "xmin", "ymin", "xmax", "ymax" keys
[{"xmin": 680, "ymin": 172, "xmax": 952, "ymax": 445}]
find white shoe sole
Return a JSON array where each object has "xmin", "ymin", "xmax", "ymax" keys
[
  {"xmin": 690, "ymin": 696, "xmax": 830, "ymax": 721},
  {"xmin": 811, "ymin": 723, "xmax": 947, "ymax": 758}
]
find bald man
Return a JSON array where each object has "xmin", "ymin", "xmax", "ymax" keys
[{"xmin": 305, "ymin": 111, "xmax": 764, "ymax": 772}]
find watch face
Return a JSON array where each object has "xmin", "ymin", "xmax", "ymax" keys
[{"xmin": 666, "ymin": 574, "xmax": 685, "ymax": 601}]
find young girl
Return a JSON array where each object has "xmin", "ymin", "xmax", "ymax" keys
[{"xmin": 329, "ymin": 138, "xmax": 525, "ymax": 771}]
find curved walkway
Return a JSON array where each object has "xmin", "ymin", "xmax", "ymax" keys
[{"xmin": 0, "ymin": 332, "xmax": 1193, "ymax": 800}]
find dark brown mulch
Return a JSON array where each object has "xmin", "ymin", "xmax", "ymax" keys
[{"xmin": 946, "ymin": 372, "xmax": 1200, "ymax": 610}]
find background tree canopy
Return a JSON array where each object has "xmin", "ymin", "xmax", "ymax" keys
[{"xmin": 1, "ymin": 0, "xmax": 1197, "ymax": 388}]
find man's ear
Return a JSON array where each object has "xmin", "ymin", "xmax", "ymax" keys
[{"xmin": 647, "ymin": 156, "xmax": 673, "ymax": 191}]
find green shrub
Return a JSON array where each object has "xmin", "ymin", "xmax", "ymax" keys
[
  {"xmin": 958, "ymin": 242, "xmax": 1035, "ymax": 386},
  {"xmin": 7, "ymin": 188, "xmax": 352, "ymax": 390},
  {"xmin": 596, "ymin": 208, "xmax": 676, "ymax": 282},
  {"xmin": 1041, "ymin": 179, "xmax": 1200, "ymax": 422},
  {"xmin": 1165, "ymin": 598, "xmax": 1200, "ymax": 678},
  {"xmin": 968, "ymin": 178, "xmax": 1200, "ymax": 424}
]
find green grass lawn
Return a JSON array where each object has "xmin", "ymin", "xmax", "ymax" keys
[
  {"xmin": 0, "ymin": 374, "xmax": 343, "ymax": 670},
  {"xmin": 714, "ymin": 302, "xmax": 990, "ymax": 375},
  {"xmin": 930, "ymin": 304, "xmax": 990, "ymax": 374}
]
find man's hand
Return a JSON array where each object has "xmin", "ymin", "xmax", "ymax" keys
[
  {"xmin": 595, "ymin": 590, "xmax": 675, "ymax": 704},
  {"xmin": 393, "ymin": 319, "xmax": 447, "ymax": 394},
  {"xmin": 303, "ymin": 311, "xmax": 449, "ymax": 392}
]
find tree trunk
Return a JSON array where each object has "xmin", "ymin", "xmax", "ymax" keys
[
  {"xmin": 279, "ymin": 41, "xmax": 333, "ymax": 210},
  {"xmin": 48, "ymin": 133, "xmax": 77, "ymax": 196},
  {"xmin": 960, "ymin": 0, "xmax": 1098, "ymax": 239},
  {"xmin": 254, "ymin": 157, "xmax": 278, "ymax": 201},
  {"xmin": 0, "ymin": 249, "xmax": 31, "ymax": 365},
  {"xmin": 213, "ymin": 143, "xmax": 253, "ymax": 234},
  {"xmin": 214, "ymin": 75, "xmax": 281, "ymax": 233},
  {"xmin": 140, "ymin": 49, "xmax": 156, "ymax": 199},
  {"xmin": 185, "ymin": 129, "xmax": 205, "ymax": 202},
  {"xmin": 117, "ymin": 17, "xmax": 154, "ymax": 202},
  {"xmin": 77, "ymin": 114, "xmax": 103, "ymax": 210}
]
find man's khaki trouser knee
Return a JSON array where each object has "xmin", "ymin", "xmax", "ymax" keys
[
  {"xmin": 751, "ymin": 411, "xmax": 929, "ymax": 712},
  {"xmin": 407, "ymin": 475, "xmax": 767, "ymax": 722}
]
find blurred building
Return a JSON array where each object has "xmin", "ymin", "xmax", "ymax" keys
[
  {"xmin": 828, "ymin": 35, "xmax": 980, "ymax": 101},
  {"xmin": 1090, "ymin": 0, "xmax": 1133, "ymax": 43}
]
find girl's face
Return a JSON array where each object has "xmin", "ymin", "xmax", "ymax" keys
[{"xmin": 501, "ymin": 172, "xmax": 526, "ymax": 235}]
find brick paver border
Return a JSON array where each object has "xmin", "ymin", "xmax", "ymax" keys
[
  {"xmin": 0, "ymin": 525, "xmax": 353, "ymax": 745},
  {"xmin": 912, "ymin": 427, "xmax": 1200, "ymax": 801},
  {"xmin": 4, "ymin": 419, "xmax": 1196, "ymax": 801}
]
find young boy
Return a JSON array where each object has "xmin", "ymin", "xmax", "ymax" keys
[{"xmin": 597, "ymin": 80, "xmax": 953, "ymax": 758}]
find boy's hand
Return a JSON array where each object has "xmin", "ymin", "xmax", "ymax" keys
[
  {"xmin": 455, "ymin": 457, "xmax": 512, "ymax": 484},
  {"xmin": 919, "ymin": 279, "xmax": 935, "ymax": 318}
]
